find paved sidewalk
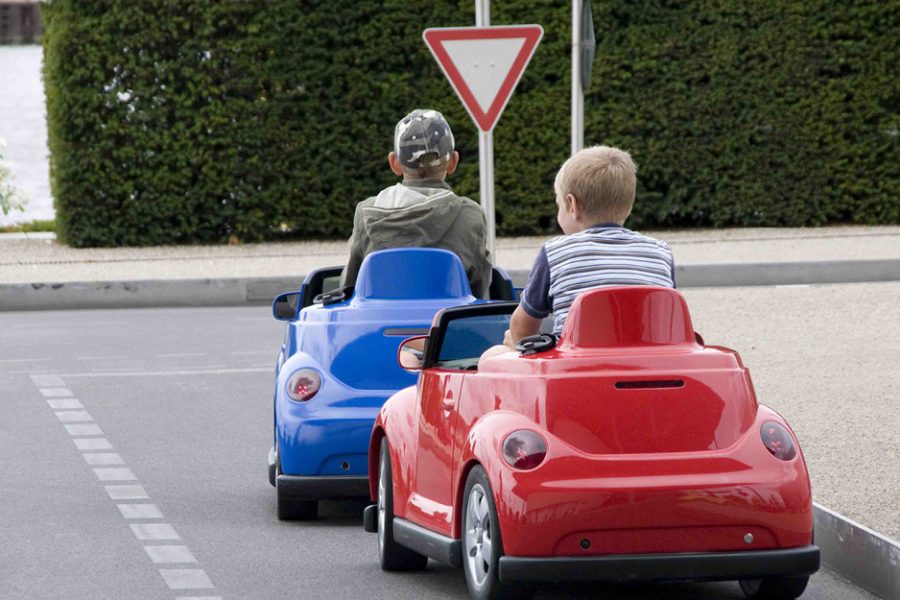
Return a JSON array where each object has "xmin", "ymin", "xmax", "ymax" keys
[{"xmin": 1, "ymin": 225, "xmax": 899, "ymax": 310}]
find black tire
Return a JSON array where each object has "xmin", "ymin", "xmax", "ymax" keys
[
  {"xmin": 739, "ymin": 576, "xmax": 810, "ymax": 599},
  {"xmin": 377, "ymin": 440, "xmax": 428, "ymax": 571},
  {"xmin": 274, "ymin": 449, "xmax": 318, "ymax": 520},
  {"xmin": 462, "ymin": 466, "xmax": 533, "ymax": 600}
]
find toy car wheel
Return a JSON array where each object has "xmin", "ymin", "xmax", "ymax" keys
[
  {"xmin": 739, "ymin": 575, "xmax": 810, "ymax": 599},
  {"xmin": 377, "ymin": 439, "xmax": 428, "ymax": 571},
  {"xmin": 274, "ymin": 447, "xmax": 318, "ymax": 521},
  {"xmin": 462, "ymin": 466, "xmax": 533, "ymax": 600}
]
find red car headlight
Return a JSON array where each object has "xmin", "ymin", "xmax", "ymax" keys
[
  {"xmin": 502, "ymin": 430, "xmax": 547, "ymax": 470},
  {"xmin": 760, "ymin": 421, "xmax": 796, "ymax": 461},
  {"xmin": 286, "ymin": 369, "xmax": 321, "ymax": 402}
]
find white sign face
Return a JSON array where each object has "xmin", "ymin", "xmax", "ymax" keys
[
  {"xmin": 441, "ymin": 38, "xmax": 526, "ymax": 115},
  {"xmin": 423, "ymin": 26, "xmax": 543, "ymax": 132}
]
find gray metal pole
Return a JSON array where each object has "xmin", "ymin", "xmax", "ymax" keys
[
  {"xmin": 475, "ymin": 0, "xmax": 496, "ymax": 262},
  {"xmin": 571, "ymin": 0, "xmax": 584, "ymax": 154}
]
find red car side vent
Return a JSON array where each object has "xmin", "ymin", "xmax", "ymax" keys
[{"xmin": 615, "ymin": 380, "xmax": 685, "ymax": 389}]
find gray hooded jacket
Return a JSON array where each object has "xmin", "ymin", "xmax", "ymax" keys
[{"xmin": 341, "ymin": 179, "xmax": 492, "ymax": 298}]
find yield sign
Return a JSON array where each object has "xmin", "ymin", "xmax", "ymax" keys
[{"xmin": 423, "ymin": 26, "xmax": 543, "ymax": 132}]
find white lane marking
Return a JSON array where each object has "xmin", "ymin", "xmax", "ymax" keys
[
  {"xmin": 32, "ymin": 376, "xmax": 220, "ymax": 596},
  {"xmin": 30, "ymin": 374, "xmax": 64, "ymax": 387},
  {"xmin": 159, "ymin": 569, "xmax": 214, "ymax": 590},
  {"xmin": 83, "ymin": 453, "xmax": 124, "ymax": 466},
  {"xmin": 74, "ymin": 438, "xmax": 113, "ymax": 451},
  {"xmin": 775, "ymin": 284, "xmax": 812, "ymax": 289},
  {"xmin": 131, "ymin": 523, "xmax": 181, "ymax": 541},
  {"xmin": 64, "ymin": 423, "xmax": 103, "ymax": 436},
  {"xmin": 61, "ymin": 367, "xmax": 271, "ymax": 378},
  {"xmin": 94, "ymin": 467, "xmax": 137, "ymax": 482},
  {"xmin": 144, "ymin": 545, "xmax": 197, "ymax": 564},
  {"xmin": 39, "ymin": 387, "xmax": 73, "ymax": 398},
  {"xmin": 105, "ymin": 484, "xmax": 149, "ymax": 500},
  {"xmin": 155, "ymin": 353, "xmax": 206, "ymax": 358},
  {"xmin": 77, "ymin": 355, "xmax": 129, "ymax": 361},
  {"xmin": 55, "ymin": 410, "xmax": 93, "ymax": 423},
  {"xmin": 0, "ymin": 357, "xmax": 53, "ymax": 364},
  {"xmin": 48, "ymin": 398, "xmax": 83, "ymax": 409},
  {"xmin": 117, "ymin": 504, "xmax": 164, "ymax": 519}
]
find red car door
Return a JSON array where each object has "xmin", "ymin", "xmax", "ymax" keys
[{"xmin": 409, "ymin": 368, "xmax": 464, "ymax": 536}]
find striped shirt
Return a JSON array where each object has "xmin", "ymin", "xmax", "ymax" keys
[{"xmin": 520, "ymin": 225, "xmax": 675, "ymax": 334}]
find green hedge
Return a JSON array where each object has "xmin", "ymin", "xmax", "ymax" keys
[{"xmin": 43, "ymin": 0, "xmax": 898, "ymax": 247}]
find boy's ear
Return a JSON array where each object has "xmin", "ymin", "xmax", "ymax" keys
[
  {"xmin": 445, "ymin": 151, "xmax": 460, "ymax": 175},
  {"xmin": 566, "ymin": 193, "xmax": 584, "ymax": 219},
  {"xmin": 388, "ymin": 152, "xmax": 404, "ymax": 176}
]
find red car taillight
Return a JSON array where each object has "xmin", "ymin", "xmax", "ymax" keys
[
  {"xmin": 760, "ymin": 421, "xmax": 796, "ymax": 461},
  {"xmin": 286, "ymin": 369, "xmax": 321, "ymax": 402},
  {"xmin": 502, "ymin": 430, "xmax": 547, "ymax": 470}
]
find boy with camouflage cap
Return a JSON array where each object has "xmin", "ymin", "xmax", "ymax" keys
[{"xmin": 340, "ymin": 109, "xmax": 492, "ymax": 298}]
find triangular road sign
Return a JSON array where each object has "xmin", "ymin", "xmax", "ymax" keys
[{"xmin": 424, "ymin": 26, "xmax": 543, "ymax": 132}]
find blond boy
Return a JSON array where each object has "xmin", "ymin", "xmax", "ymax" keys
[{"xmin": 505, "ymin": 145, "xmax": 675, "ymax": 347}]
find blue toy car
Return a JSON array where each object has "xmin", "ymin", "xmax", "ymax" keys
[{"xmin": 268, "ymin": 248, "xmax": 515, "ymax": 519}]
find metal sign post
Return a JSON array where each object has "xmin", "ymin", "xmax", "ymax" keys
[
  {"xmin": 475, "ymin": 0, "xmax": 495, "ymax": 261},
  {"xmin": 572, "ymin": 0, "xmax": 583, "ymax": 154},
  {"xmin": 572, "ymin": 0, "xmax": 596, "ymax": 155}
]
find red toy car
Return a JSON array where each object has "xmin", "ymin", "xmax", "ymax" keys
[{"xmin": 363, "ymin": 286, "xmax": 819, "ymax": 600}]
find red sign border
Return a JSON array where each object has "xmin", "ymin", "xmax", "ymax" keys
[{"xmin": 423, "ymin": 25, "xmax": 544, "ymax": 132}]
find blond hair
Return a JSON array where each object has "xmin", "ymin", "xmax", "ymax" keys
[{"xmin": 554, "ymin": 145, "xmax": 637, "ymax": 224}]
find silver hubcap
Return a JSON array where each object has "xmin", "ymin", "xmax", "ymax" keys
[
  {"xmin": 377, "ymin": 452, "xmax": 387, "ymax": 554},
  {"xmin": 464, "ymin": 483, "xmax": 493, "ymax": 588}
]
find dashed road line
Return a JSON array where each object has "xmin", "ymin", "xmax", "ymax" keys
[
  {"xmin": 56, "ymin": 410, "xmax": 93, "ymax": 422},
  {"xmin": 30, "ymin": 374, "xmax": 64, "ymax": 387},
  {"xmin": 64, "ymin": 423, "xmax": 103, "ymax": 436},
  {"xmin": 83, "ymin": 452, "xmax": 124, "ymax": 466},
  {"xmin": 30, "ymin": 374, "xmax": 223, "ymax": 598},
  {"xmin": 73, "ymin": 437, "xmax": 113, "ymax": 451},
  {"xmin": 118, "ymin": 504, "xmax": 164, "ymax": 519},
  {"xmin": 0, "ymin": 357, "xmax": 53, "ymax": 364},
  {"xmin": 145, "ymin": 546, "xmax": 197, "ymax": 564},
  {"xmin": 131, "ymin": 523, "xmax": 181, "ymax": 541},
  {"xmin": 159, "ymin": 569, "xmax": 215, "ymax": 590},
  {"xmin": 59, "ymin": 367, "xmax": 270, "ymax": 378},
  {"xmin": 39, "ymin": 387, "xmax": 73, "ymax": 397},
  {"xmin": 47, "ymin": 398, "xmax": 83, "ymax": 409},
  {"xmin": 105, "ymin": 484, "xmax": 149, "ymax": 500},
  {"xmin": 94, "ymin": 467, "xmax": 138, "ymax": 482}
]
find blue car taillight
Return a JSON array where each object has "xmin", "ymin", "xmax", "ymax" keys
[{"xmin": 286, "ymin": 369, "xmax": 321, "ymax": 402}]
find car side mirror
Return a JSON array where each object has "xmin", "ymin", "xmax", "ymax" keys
[
  {"xmin": 273, "ymin": 291, "xmax": 300, "ymax": 321},
  {"xmin": 397, "ymin": 336, "xmax": 429, "ymax": 371}
]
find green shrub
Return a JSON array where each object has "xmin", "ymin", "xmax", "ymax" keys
[
  {"xmin": 42, "ymin": 0, "xmax": 898, "ymax": 247},
  {"xmin": 0, "ymin": 145, "xmax": 26, "ymax": 217}
]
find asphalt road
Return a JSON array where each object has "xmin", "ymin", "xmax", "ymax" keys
[{"xmin": 0, "ymin": 296, "xmax": 883, "ymax": 600}]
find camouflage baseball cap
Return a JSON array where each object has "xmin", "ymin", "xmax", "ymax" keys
[{"xmin": 393, "ymin": 109, "xmax": 455, "ymax": 169}]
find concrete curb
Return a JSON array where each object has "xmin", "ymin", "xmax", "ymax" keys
[
  {"xmin": 814, "ymin": 502, "xmax": 900, "ymax": 599},
  {"xmin": 0, "ymin": 277, "xmax": 295, "ymax": 311},
  {"xmin": 1, "ymin": 259, "xmax": 898, "ymax": 311}
]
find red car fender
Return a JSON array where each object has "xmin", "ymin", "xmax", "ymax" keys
[
  {"xmin": 368, "ymin": 385, "xmax": 420, "ymax": 511},
  {"xmin": 451, "ymin": 410, "xmax": 546, "ymax": 539}
]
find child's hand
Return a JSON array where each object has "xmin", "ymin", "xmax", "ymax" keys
[{"xmin": 503, "ymin": 329, "xmax": 515, "ymax": 348}]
